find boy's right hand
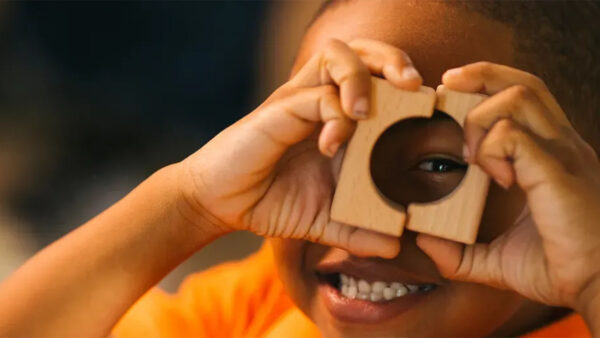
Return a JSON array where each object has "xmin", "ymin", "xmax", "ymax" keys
[{"xmin": 178, "ymin": 39, "xmax": 422, "ymax": 258}]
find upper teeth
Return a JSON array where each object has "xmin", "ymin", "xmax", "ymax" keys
[{"xmin": 339, "ymin": 273, "xmax": 424, "ymax": 302}]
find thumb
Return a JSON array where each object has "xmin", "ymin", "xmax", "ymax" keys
[
  {"xmin": 308, "ymin": 220, "xmax": 401, "ymax": 259},
  {"xmin": 416, "ymin": 233, "xmax": 507, "ymax": 289}
]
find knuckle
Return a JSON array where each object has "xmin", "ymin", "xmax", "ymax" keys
[
  {"xmin": 502, "ymin": 129, "xmax": 528, "ymax": 150},
  {"xmin": 482, "ymin": 119, "xmax": 523, "ymax": 152},
  {"xmin": 341, "ymin": 227, "xmax": 357, "ymax": 248},
  {"xmin": 323, "ymin": 38, "xmax": 345, "ymax": 52},
  {"xmin": 524, "ymin": 73, "xmax": 548, "ymax": 92},
  {"xmin": 348, "ymin": 67, "xmax": 368, "ymax": 78},
  {"xmin": 465, "ymin": 105, "xmax": 486, "ymax": 127},
  {"xmin": 339, "ymin": 68, "xmax": 369, "ymax": 84},
  {"xmin": 503, "ymin": 123, "xmax": 527, "ymax": 145},
  {"xmin": 507, "ymin": 84, "xmax": 532, "ymax": 101},
  {"xmin": 580, "ymin": 140, "xmax": 598, "ymax": 160},
  {"xmin": 319, "ymin": 84, "xmax": 338, "ymax": 96},
  {"xmin": 454, "ymin": 247, "xmax": 474, "ymax": 280},
  {"xmin": 281, "ymin": 85, "xmax": 301, "ymax": 98},
  {"xmin": 474, "ymin": 144, "xmax": 488, "ymax": 163},
  {"xmin": 565, "ymin": 140, "xmax": 583, "ymax": 163},
  {"xmin": 389, "ymin": 52, "xmax": 410, "ymax": 67},
  {"xmin": 347, "ymin": 38, "xmax": 365, "ymax": 48},
  {"xmin": 493, "ymin": 118, "xmax": 516, "ymax": 135},
  {"xmin": 309, "ymin": 222, "xmax": 326, "ymax": 244},
  {"xmin": 464, "ymin": 110, "xmax": 479, "ymax": 126},
  {"xmin": 349, "ymin": 38, "xmax": 411, "ymax": 64},
  {"xmin": 347, "ymin": 39, "xmax": 370, "ymax": 56},
  {"xmin": 474, "ymin": 61, "xmax": 495, "ymax": 77}
]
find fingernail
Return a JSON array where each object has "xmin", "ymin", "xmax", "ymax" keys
[
  {"xmin": 353, "ymin": 97, "xmax": 369, "ymax": 119},
  {"xmin": 328, "ymin": 142, "xmax": 341, "ymax": 157},
  {"xmin": 444, "ymin": 67, "xmax": 462, "ymax": 78},
  {"xmin": 462, "ymin": 144, "xmax": 470, "ymax": 162},
  {"xmin": 494, "ymin": 178, "xmax": 511, "ymax": 190},
  {"xmin": 402, "ymin": 67, "xmax": 421, "ymax": 81}
]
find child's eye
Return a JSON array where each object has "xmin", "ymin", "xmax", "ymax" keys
[{"xmin": 414, "ymin": 157, "xmax": 467, "ymax": 173}]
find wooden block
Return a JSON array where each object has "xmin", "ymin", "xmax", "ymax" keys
[
  {"xmin": 330, "ymin": 78, "xmax": 489, "ymax": 243},
  {"xmin": 330, "ymin": 77, "xmax": 436, "ymax": 236},
  {"xmin": 405, "ymin": 86, "xmax": 489, "ymax": 244}
]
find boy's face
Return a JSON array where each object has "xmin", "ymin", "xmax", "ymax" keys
[{"xmin": 271, "ymin": 1, "xmax": 547, "ymax": 336}]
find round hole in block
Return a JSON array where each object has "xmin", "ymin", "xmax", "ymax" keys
[{"xmin": 369, "ymin": 110, "xmax": 467, "ymax": 207}]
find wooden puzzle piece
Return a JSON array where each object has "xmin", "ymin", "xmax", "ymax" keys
[
  {"xmin": 405, "ymin": 86, "xmax": 489, "ymax": 244},
  {"xmin": 330, "ymin": 77, "xmax": 489, "ymax": 243},
  {"xmin": 330, "ymin": 78, "xmax": 436, "ymax": 237}
]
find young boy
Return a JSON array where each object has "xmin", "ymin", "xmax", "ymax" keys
[{"xmin": 1, "ymin": 1, "xmax": 599, "ymax": 336}]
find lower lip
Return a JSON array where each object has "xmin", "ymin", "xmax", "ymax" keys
[{"xmin": 318, "ymin": 282, "xmax": 432, "ymax": 324}]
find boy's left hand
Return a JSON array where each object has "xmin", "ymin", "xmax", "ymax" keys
[{"xmin": 416, "ymin": 62, "xmax": 600, "ymax": 320}]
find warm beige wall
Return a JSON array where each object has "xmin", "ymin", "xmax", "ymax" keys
[{"xmin": 253, "ymin": 0, "xmax": 323, "ymax": 101}]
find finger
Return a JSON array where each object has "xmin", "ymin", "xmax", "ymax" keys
[
  {"xmin": 416, "ymin": 234, "xmax": 506, "ymax": 289},
  {"xmin": 319, "ymin": 118, "xmax": 355, "ymax": 157},
  {"xmin": 442, "ymin": 62, "xmax": 569, "ymax": 125},
  {"xmin": 311, "ymin": 220, "xmax": 401, "ymax": 258},
  {"xmin": 348, "ymin": 39, "xmax": 422, "ymax": 90},
  {"xmin": 475, "ymin": 118, "xmax": 564, "ymax": 190},
  {"xmin": 290, "ymin": 39, "xmax": 371, "ymax": 119},
  {"xmin": 463, "ymin": 84, "xmax": 561, "ymax": 162},
  {"xmin": 254, "ymin": 85, "xmax": 353, "ymax": 154},
  {"xmin": 317, "ymin": 89, "xmax": 355, "ymax": 157}
]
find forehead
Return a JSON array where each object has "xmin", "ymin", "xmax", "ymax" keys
[{"xmin": 294, "ymin": 0, "xmax": 514, "ymax": 86}]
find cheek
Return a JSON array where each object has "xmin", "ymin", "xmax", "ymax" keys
[
  {"xmin": 384, "ymin": 283, "xmax": 522, "ymax": 336},
  {"xmin": 479, "ymin": 183, "xmax": 527, "ymax": 241},
  {"xmin": 270, "ymin": 238, "xmax": 320, "ymax": 317},
  {"xmin": 434, "ymin": 282, "xmax": 524, "ymax": 335}
]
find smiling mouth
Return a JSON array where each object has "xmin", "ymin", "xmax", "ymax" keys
[
  {"xmin": 318, "ymin": 272, "xmax": 437, "ymax": 302},
  {"xmin": 314, "ymin": 262, "xmax": 441, "ymax": 324}
]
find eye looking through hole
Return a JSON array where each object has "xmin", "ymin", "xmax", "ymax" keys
[{"xmin": 369, "ymin": 110, "xmax": 467, "ymax": 206}]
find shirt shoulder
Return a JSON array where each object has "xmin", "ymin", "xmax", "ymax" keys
[
  {"xmin": 113, "ymin": 241, "xmax": 294, "ymax": 337},
  {"xmin": 522, "ymin": 314, "xmax": 590, "ymax": 338}
]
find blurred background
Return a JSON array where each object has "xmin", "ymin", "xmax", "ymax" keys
[{"xmin": 0, "ymin": 0, "xmax": 322, "ymax": 291}]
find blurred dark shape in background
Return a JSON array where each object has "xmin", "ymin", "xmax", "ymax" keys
[
  {"xmin": 0, "ymin": 1, "xmax": 269, "ymax": 288},
  {"xmin": 1, "ymin": 1, "xmax": 263, "ymax": 242},
  {"xmin": 0, "ymin": 0, "xmax": 323, "ymax": 290}
]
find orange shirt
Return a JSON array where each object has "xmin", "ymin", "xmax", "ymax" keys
[{"xmin": 113, "ymin": 243, "xmax": 590, "ymax": 337}]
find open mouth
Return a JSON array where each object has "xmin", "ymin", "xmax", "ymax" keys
[
  {"xmin": 317, "ymin": 272, "xmax": 437, "ymax": 302},
  {"xmin": 314, "ymin": 261, "xmax": 441, "ymax": 324}
]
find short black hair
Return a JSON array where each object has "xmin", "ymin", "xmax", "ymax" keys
[{"xmin": 313, "ymin": 0, "xmax": 600, "ymax": 151}]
